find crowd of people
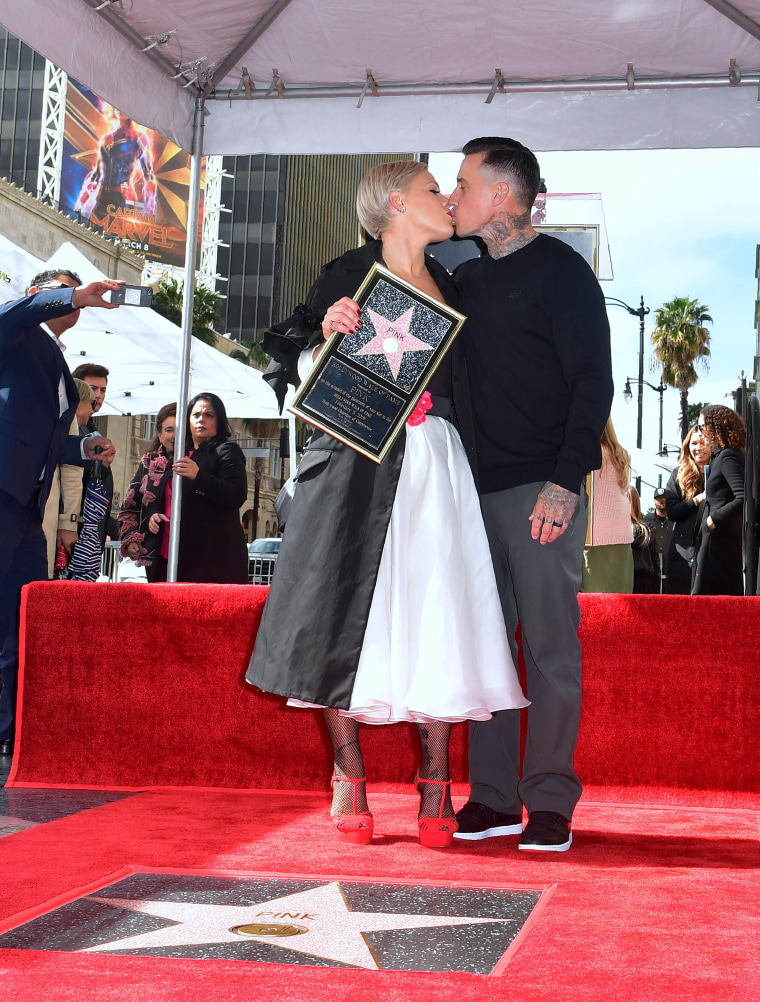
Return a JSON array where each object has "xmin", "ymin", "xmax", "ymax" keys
[
  {"xmin": 0, "ymin": 135, "xmax": 751, "ymax": 856},
  {"xmin": 580, "ymin": 406, "xmax": 747, "ymax": 596}
]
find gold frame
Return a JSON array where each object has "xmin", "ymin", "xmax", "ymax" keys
[{"xmin": 289, "ymin": 264, "xmax": 466, "ymax": 464}]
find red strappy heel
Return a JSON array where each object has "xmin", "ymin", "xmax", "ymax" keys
[
  {"xmin": 330, "ymin": 774, "xmax": 374, "ymax": 844},
  {"xmin": 415, "ymin": 774, "xmax": 459, "ymax": 848}
]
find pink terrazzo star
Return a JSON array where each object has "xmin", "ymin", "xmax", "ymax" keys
[
  {"xmin": 355, "ymin": 306, "xmax": 432, "ymax": 380},
  {"xmin": 84, "ymin": 883, "xmax": 505, "ymax": 969}
]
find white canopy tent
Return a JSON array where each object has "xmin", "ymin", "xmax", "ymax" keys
[
  {"xmin": 3, "ymin": 0, "xmax": 757, "ymax": 576},
  {"xmin": 45, "ymin": 242, "xmax": 283, "ymax": 420},
  {"xmin": 0, "ymin": 234, "xmax": 45, "ymax": 301},
  {"xmin": 1, "ymin": 0, "xmax": 759, "ymax": 153},
  {"xmin": 0, "ymin": 235, "xmax": 282, "ymax": 420}
]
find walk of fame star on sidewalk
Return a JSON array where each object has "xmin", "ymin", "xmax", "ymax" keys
[
  {"xmin": 354, "ymin": 306, "xmax": 432, "ymax": 380},
  {"xmin": 84, "ymin": 882, "xmax": 509, "ymax": 970}
]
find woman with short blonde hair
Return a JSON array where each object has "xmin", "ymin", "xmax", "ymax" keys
[{"xmin": 356, "ymin": 160, "xmax": 428, "ymax": 238}]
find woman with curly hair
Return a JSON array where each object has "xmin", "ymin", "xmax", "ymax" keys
[
  {"xmin": 663, "ymin": 425, "xmax": 710, "ymax": 594},
  {"xmin": 691, "ymin": 404, "xmax": 746, "ymax": 595},
  {"xmin": 581, "ymin": 418, "xmax": 634, "ymax": 593}
]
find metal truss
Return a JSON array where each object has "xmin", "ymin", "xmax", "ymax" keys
[
  {"xmin": 198, "ymin": 155, "xmax": 227, "ymax": 294},
  {"xmin": 36, "ymin": 61, "xmax": 68, "ymax": 206}
]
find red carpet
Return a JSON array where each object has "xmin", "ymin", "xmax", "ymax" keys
[
  {"xmin": 2, "ymin": 584, "xmax": 760, "ymax": 998},
  {"xmin": 0, "ymin": 788, "xmax": 758, "ymax": 1000},
  {"xmin": 8, "ymin": 584, "xmax": 760, "ymax": 803}
]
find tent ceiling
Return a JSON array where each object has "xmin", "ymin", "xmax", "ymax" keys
[{"xmin": 1, "ymin": 0, "xmax": 759, "ymax": 152}]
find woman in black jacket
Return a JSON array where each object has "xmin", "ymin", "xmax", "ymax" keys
[
  {"xmin": 147, "ymin": 393, "xmax": 248, "ymax": 584},
  {"xmin": 691, "ymin": 404, "xmax": 746, "ymax": 596},
  {"xmin": 246, "ymin": 160, "xmax": 526, "ymax": 848},
  {"xmin": 663, "ymin": 425, "xmax": 710, "ymax": 594}
]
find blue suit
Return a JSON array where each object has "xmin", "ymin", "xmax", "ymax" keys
[{"xmin": 0, "ymin": 287, "xmax": 90, "ymax": 742}]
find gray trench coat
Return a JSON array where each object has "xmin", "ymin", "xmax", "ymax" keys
[{"xmin": 246, "ymin": 240, "xmax": 474, "ymax": 707}]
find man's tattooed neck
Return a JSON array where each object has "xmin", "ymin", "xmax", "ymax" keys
[{"xmin": 483, "ymin": 210, "xmax": 537, "ymax": 259}]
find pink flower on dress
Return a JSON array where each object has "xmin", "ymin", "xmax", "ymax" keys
[
  {"xmin": 142, "ymin": 491, "xmax": 157, "ymax": 505},
  {"xmin": 406, "ymin": 390, "xmax": 433, "ymax": 427}
]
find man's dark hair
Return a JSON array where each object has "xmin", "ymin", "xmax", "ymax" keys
[
  {"xmin": 26, "ymin": 268, "xmax": 82, "ymax": 295},
  {"xmin": 186, "ymin": 392, "xmax": 233, "ymax": 451},
  {"xmin": 462, "ymin": 137, "xmax": 541, "ymax": 210},
  {"xmin": 72, "ymin": 363, "xmax": 110, "ymax": 382}
]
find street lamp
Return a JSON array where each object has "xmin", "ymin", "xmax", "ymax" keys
[
  {"xmin": 605, "ymin": 296, "xmax": 650, "ymax": 492},
  {"xmin": 623, "ymin": 376, "xmax": 667, "ymax": 485}
]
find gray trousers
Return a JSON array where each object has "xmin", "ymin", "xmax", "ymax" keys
[{"xmin": 469, "ymin": 482, "xmax": 588, "ymax": 820}]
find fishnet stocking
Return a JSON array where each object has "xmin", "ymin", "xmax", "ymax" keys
[
  {"xmin": 323, "ymin": 708, "xmax": 368, "ymax": 815},
  {"xmin": 416, "ymin": 721, "xmax": 453, "ymax": 819}
]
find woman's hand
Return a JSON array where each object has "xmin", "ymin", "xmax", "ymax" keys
[
  {"xmin": 173, "ymin": 457, "xmax": 199, "ymax": 480},
  {"xmin": 693, "ymin": 491, "xmax": 706, "ymax": 505},
  {"xmin": 148, "ymin": 513, "xmax": 170, "ymax": 535},
  {"xmin": 706, "ymin": 515, "xmax": 715, "ymax": 532},
  {"xmin": 321, "ymin": 298, "xmax": 361, "ymax": 340},
  {"xmin": 125, "ymin": 541, "xmax": 143, "ymax": 558}
]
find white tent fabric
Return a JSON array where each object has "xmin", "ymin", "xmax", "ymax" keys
[
  {"xmin": 0, "ymin": 234, "xmax": 45, "ymax": 302},
  {"xmin": 43, "ymin": 242, "xmax": 281, "ymax": 418},
  {"xmin": 0, "ymin": 235, "xmax": 280, "ymax": 418},
  {"xmin": 1, "ymin": 0, "xmax": 759, "ymax": 153}
]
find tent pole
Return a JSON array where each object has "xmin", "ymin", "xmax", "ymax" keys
[{"xmin": 167, "ymin": 95, "xmax": 205, "ymax": 582}]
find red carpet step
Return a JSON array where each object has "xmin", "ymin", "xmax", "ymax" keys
[{"xmin": 8, "ymin": 584, "xmax": 760, "ymax": 799}]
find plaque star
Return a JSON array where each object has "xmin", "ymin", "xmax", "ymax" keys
[
  {"xmin": 355, "ymin": 306, "xmax": 432, "ymax": 380},
  {"xmin": 83, "ymin": 881, "xmax": 506, "ymax": 969}
]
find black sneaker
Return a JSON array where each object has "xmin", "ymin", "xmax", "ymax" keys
[
  {"xmin": 518, "ymin": 811, "xmax": 572, "ymax": 852},
  {"xmin": 453, "ymin": 802, "xmax": 524, "ymax": 840}
]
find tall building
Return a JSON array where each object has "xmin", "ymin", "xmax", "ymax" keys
[
  {"xmin": 0, "ymin": 27, "xmax": 44, "ymax": 194},
  {"xmin": 215, "ymin": 152, "xmax": 418, "ymax": 343}
]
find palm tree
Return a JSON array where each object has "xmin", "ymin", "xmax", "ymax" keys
[
  {"xmin": 651, "ymin": 297, "xmax": 712, "ymax": 441},
  {"xmin": 151, "ymin": 278, "xmax": 223, "ymax": 346}
]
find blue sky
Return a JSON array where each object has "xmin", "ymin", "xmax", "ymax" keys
[{"xmin": 430, "ymin": 148, "xmax": 760, "ymax": 500}]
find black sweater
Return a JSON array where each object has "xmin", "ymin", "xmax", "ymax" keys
[{"xmin": 456, "ymin": 234, "xmax": 613, "ymax": 495}]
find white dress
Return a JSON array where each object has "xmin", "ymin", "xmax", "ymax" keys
[{"xmin": 289, "ymin": 347, "xmax": 528, "ymax": 724}]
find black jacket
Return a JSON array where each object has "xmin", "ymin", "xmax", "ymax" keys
[
  {"xmin": 691, "ymin": 447, "xmax": 745, "ymax": 596},
  {"xmin": 663, "ymin": 470, "xmax": 701, "ymax": 595},
  {"xmin": 176, "ymin": 439, "xmax": 249, "ymax": 584}
]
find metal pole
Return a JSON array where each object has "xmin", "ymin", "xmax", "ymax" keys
[
  {"xmin": 635, "ymin": 296, "xmax": 645, "ymax": 495},
  {"xmin": 167, "ymin": 95, "xmax": 205, "ymax": 582},
  {"xmin": 657, "ymin": 382, "xmax": 665, "ymax": 487}
]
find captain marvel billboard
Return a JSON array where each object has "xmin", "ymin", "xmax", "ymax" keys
[{"xmin": 60, "ymin": 81, "xmax": 203, "ymax": 267}]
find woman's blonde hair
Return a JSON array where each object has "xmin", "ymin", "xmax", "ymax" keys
[
  {"xmin": 73, "ymin": 378, "xmax": 94, "ymax": 406},
  {"xmin": 356, "ymin": 160, "xmax": 428, "ymax": 238},
  {"xmin": 600, "ymin": 418, "xmax": 630, "ymax": 491},
  {"xmin": 676, "ymin": 425, "xmax": 706, "ymax": 500}
]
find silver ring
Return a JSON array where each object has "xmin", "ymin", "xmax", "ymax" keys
[{"xmin": 328, "ymin": 319, "xmax": 335, "ymax": 333}]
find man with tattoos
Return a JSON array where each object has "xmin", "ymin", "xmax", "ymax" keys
[{"xmin": 447, "ymin": 137, "xmax": 613, "ymax": 851}]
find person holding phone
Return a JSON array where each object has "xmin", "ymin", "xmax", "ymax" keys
[{"xmin": 0, "ymin": 270, "xmax": 120, "ymax": 755}]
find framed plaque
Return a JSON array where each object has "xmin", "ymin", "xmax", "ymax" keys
[{"xmin": 289, "ymin": 263, "xmax": 466, "ymax": 463}]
